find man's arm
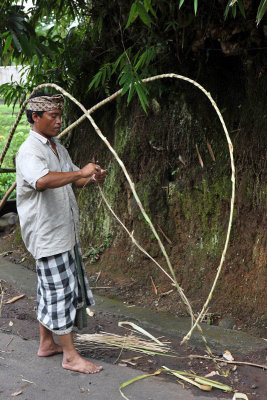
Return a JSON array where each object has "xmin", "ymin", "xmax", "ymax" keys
[
  {"xmin": 74, "ymin": 170, "xmax": 107, "ymax": 188},
  {"xmin": 36, "ymin": 163, "xmax": 103, "ymax": 190}
]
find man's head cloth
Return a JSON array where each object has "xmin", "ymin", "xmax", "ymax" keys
[{"xmin": 27, "ymin": 94, "xmax": 64, "ymax": 112}]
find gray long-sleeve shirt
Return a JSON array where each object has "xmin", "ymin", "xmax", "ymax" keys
[{"xmin": 16, "ymin": 130, "xmax": 80, "ymax": 259}]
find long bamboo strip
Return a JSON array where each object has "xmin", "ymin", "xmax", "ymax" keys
[{"xmin": 0, "ymin": 74, "xmax": 235, "ymax": 370}]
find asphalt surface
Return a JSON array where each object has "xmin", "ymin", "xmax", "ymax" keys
[
  {"xmin": 1, "ymin": 332, "xmax": 223, "ymax": 400},
  {"xmin": 0, "ymin": 256, "xmax": 266, "ymax": 400}
]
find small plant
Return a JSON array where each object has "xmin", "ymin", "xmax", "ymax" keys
[{"xmin": 83, "ymin": 233, "xmax": 112, "ymax": 263}]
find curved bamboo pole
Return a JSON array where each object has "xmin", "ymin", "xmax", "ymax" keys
[
  {"xmin": 0, "ymin": 74, "xmax": 235, "ymax": 350},
  {"xmin": 0, "ymin": 181, "xmax": 17, "ymax": 212}
]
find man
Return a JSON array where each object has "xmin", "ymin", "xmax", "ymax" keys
[{"xmin": 16, "ymin": 93, "xmax": 106, "ymax": 374}]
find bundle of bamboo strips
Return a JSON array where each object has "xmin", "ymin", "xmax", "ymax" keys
[{"xmin": 75, "ymin": 332, "xmax": 171, "ymax": 354}]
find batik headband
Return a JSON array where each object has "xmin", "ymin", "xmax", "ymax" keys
[{"xmin": 27, "ymin": 94, "xmax": 64, "ymax": 112}]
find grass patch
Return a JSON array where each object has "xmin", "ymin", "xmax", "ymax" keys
[{"xmin": 0, "ymin": 102, "xmax": 29, "ymax": 199}]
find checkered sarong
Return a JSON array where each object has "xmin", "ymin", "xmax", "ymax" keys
[{"xmin": 36, "ymin": 243, "xmax": 94, "ymax": 335}]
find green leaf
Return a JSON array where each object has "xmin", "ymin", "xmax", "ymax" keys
[
  {"xmin": 127, "ymin": 83, "xmax": 135, "ymax": 104},
  {"xmin": 144, "ymin": 0, "xmax": 156, "ymax": 18},
  {"xmin": 256, "ymin": 0, "xmax": 267, "ymax": 26},
  {"xmin": 10, "ymin": 32, "xmax": 22, "ymax": 52},
  {"xmin": 135, "ymin": 81, "xmax": 149, "ymax": 112},
  {"xmin": 179, "ymin": 0, "xmax": 185, "ymax": 9},
  {"xmin": 88, "ymin": 71, "xmax": 102, "ymax": 91},
  {"xmin": 194, "ymin": 0, "xmax": 198, "ymax": 15},
  {"xmin": 237, "ymin": 0, "xmax": 246, "ymax": 18},
  {"xmin": 224, "ymin": 0, "xmax": 231, "ymax": 19},
  {"xmin": 119, "ymin": 370, "xmax": 162, "ymax": 400},
  {"xmin": 19, "ymin": 34, "xmax": 32, "ymax": 57},
  {"xmin": 136, "ymin": 2, "xmax": 152, "ymax": 27},
  {"xmin": 121, "ymin": 82, "xmax": 131, "ymax": 96},
  {"xmin": 3, "ymin": 35, "xmax": 13, "ymax": 56},
  {"xmin": 125, "ymin": 2, "xmax": 138, "ymax": 29},
  {"xmin": 232, "ymin": 3, "xmax": 237, "ymax": 18},
  {"xmin": 112, "ymin": 52, "xmax": 127, "ymax": 75},
  {"xmin": 135, "ymin": 46, "xmax": 156, "ymax": 71}
]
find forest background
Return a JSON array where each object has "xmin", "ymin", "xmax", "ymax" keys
[{"xmin": 0, "ymin": 0, "xmax": 266, "ymax": 335}]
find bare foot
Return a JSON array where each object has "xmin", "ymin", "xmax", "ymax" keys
[
  {"xmin": 38, "ymin": 343, "xmax": 63, "ymax": 357},
  {"xmin": 62, "ymin": 353, "xmax": 103, "ymax": 374}
]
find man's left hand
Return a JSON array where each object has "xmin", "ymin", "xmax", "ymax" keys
[{"xmin": 91, "ymin": 167, "xmax": 107, "ymax": 184}]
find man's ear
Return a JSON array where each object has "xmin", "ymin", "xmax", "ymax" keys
[{"xmin": 31, "ymin": 112, "xmax": 39, "ymax": 122}]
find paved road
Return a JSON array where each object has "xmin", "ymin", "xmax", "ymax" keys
[
  {"xmin": 0, "ymin": 332, "xmax": 225, "ymax": 400},
  {"xmin": 1, "ymin": 256, "xmax": 265, "ymax": 400}
]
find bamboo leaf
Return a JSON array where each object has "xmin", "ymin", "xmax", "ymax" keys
[
  {"xmin": 237, "ymin": 0, "xmax": 246, "ymax": 18},
  {"xmin": 88, "ymin": 71, "xmax": 102, "ymax": 91},
  {"xmin": 118, "ymin": 321, "xmax": 164, "ymax": 345},
  {"xmin": 19, "ymin": 34, "xmax": 32, "ymax": 57},
  {"xmin": 194, "ymin": 0, "xmax": 198, "ymax": 15},
  {"xmin": 112, "ymin": 52, "xmax": 126, "ymax": 74},
  {"xmin": 179, "ymin": 0, "xmax": 185, "ymax": 9},
  {"xmin": 3, "ymin": 35, "xmax": 13, "ymax": 56},
  {"xmin": 256, "ymin": 0, "xmax": 267, "ymax": 26},
  {"xmin": 162, "ymin": 367, "xmax": 233, "ymax": 392},
  {"xmin": 136, "ymin": 1, "xmax": 152, "ymax": 27},
  {"xmin": 224, "ymin": 0, "xmax": 231, "ymax": 19},
  {"xmin": 195, "ymin": 377, "xmax": 232, "ymax": 391},
  {"xmin": 135, "ymin": 83, "xmax": 149, "ymax": 112},
  {"xmin": 121, "ymin": 82, "xmax": 131, "ymax": 96},
  {"xmin": 144, "ymin": 0, "xmax": 156, "ymax": 17},
  {"xmin": 165, "ymin": 368, "xmax": 212, "ymax": 391},
  {"xmin": 125, "ymin": 2, "xmax": 138, "ymax": 29},
  {"xmin": 232, "ymin": 3, "xmax": 237, "ymax": 18},
  {"xmin": 119, "ymin": 370, "xmax": 162, "ymax": 400},
  {"xmin": 127, "ymin": 83, "xmax": 135, "ymax": 104}
]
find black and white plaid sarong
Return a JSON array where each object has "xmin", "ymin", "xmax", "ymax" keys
[{"xmin": 36, "ymin": 243, "xmax": 94, "ymax": 335}]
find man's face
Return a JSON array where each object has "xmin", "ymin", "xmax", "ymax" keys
[{"xmin": 32, "ymin": 109, "xmax": 62, "ymax": 138}]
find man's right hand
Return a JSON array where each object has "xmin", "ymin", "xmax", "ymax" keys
[{"xmin": 80, "ymin": 163, "xmax": 101, "ymax": 178}]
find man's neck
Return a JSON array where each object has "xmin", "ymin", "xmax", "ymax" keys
[{"xmin": 32, "ymin": 128, "xmax": 54, "ymax": 145}]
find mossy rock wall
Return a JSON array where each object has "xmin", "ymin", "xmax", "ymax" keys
[{"xmin": 66, "ymin": 69, "xmax": 266, "ymax": 327}]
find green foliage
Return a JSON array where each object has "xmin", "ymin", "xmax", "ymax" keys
[
  {"xmin": 0, "ymin": 102, "xmax": 29, "ymax": 199},
  {"xmin": 256, "ymin": 0, "xmax": 267, "ymax": 25},
  {"xmin": 82, "ymin": 233, "xmax": 112, "ymax": 263},
  {"xmin": 0, "ymin": 0, "xmax": 265, "ymax": 112}
]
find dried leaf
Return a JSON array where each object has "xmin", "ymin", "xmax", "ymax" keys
[
  {"xmin": 232, "ymin": 394, "xmax": 249, "ymax": 400},
  {"xmin": 207, "ymin": 140, "xmax": 216, "ymax": 161},
  {"xmin": 195, "ymin": 144, "xmax": 204, "ymax": 168},
  {"xmin": 204, "ymin": 370, "xmax": 219, "ymax": 378},
  {"xmin": 6, "ymin": 295, "xmax": 25, "ymax": 304},
  {"xmin": 150, "ymin": 276, "xmax": 158, "ymax": 295},
  {"xmin": 86, "ymin": 308, "xmax": 95, "ymax": 317},
  {"xmin": 11, "ymin": 391, "xmax": 23, "ymax": 397}
]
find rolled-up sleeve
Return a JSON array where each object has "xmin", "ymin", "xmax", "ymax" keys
[{"xmin": 16, "ymin": 152, "xmax": 49, "ymax": 189}]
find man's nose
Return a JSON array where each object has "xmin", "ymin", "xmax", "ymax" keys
[{"xmin": 56, "ymin": 116, "xmax": 62, "ymax": 124}]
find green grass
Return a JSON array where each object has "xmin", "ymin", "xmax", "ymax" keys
[{"xmin": 0, "ymin": 102, "xmax": 30, "ymax": 199}]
